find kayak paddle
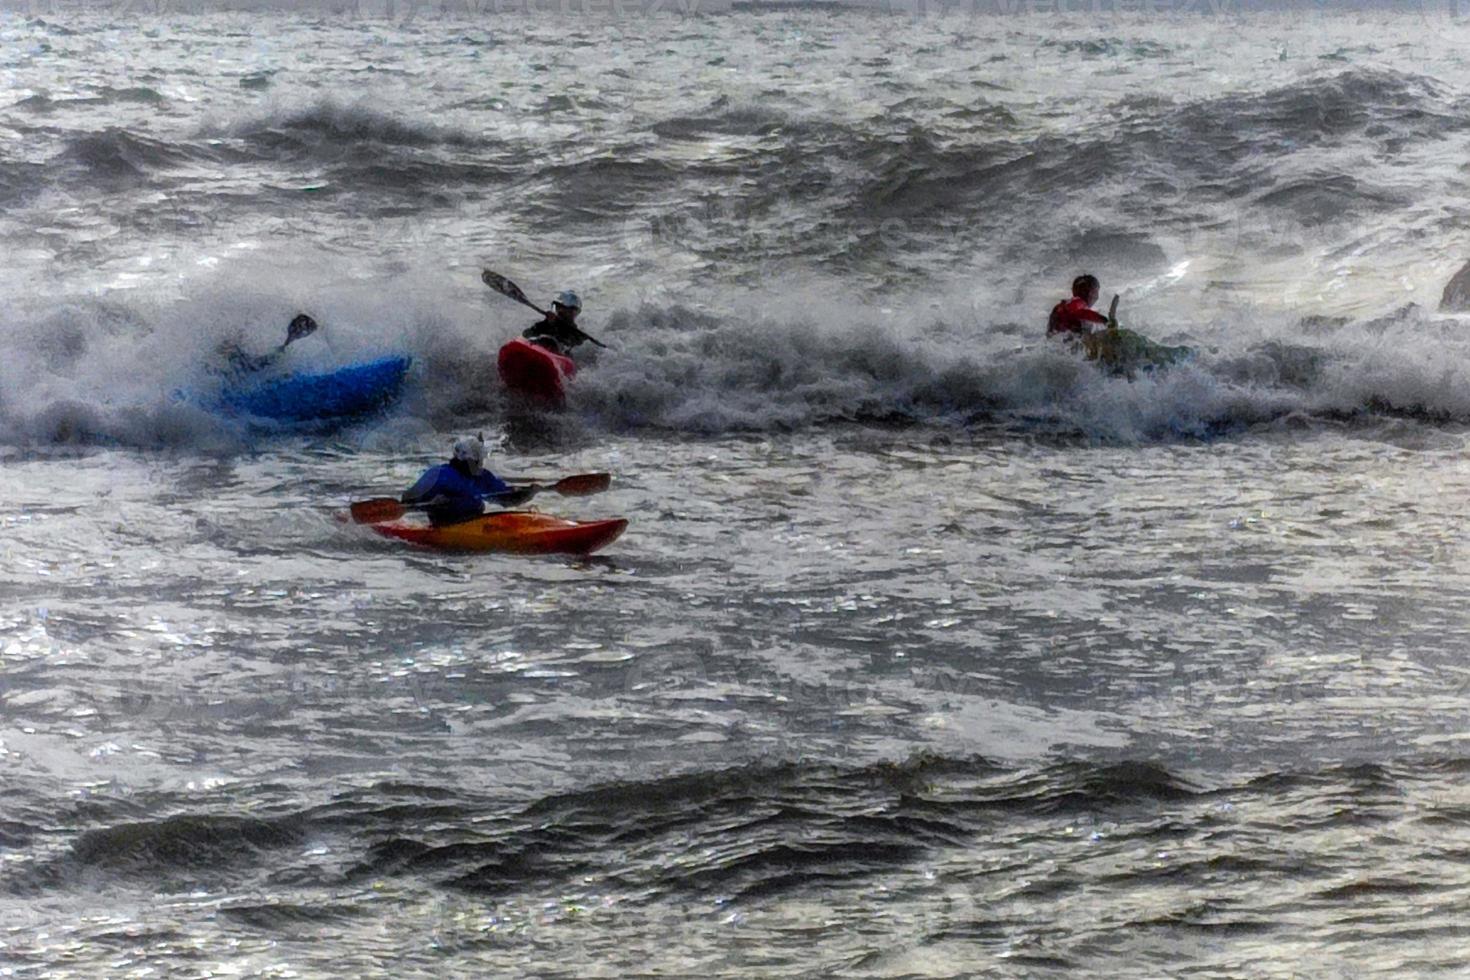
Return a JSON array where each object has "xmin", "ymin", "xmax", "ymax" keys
[
  {"xmin": 280, "ymin": 313, "xmax": 319, "ymax": 352},
  {"xmin": 226, "ymin": 313, "xmax": 319, "ymax": 374},
  {"xmin": 348, "ymin": 472, "xmax": 613, "ymax": 524},
  {"xmin": 572, "ymin": 325, "xmax": 610, "ymax": 350},
  {"xmin": 482, "ymin": 269, "xmax": 547, "ymax": 317},
  {"xmin": 481, "ymin": 268, "xmax": 610, "ymax": 350},
  {"xmin": 517, "ymin": 472, "xmax": 611, "ymax": 496},
  {"xmin": 1106, "ymin": 294, "xmax": 1119, "ymax": 330}
]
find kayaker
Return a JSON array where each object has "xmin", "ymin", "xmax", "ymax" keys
[
  {"xmin": 1047, "ymin": 275, "xmax": 1113, "ymax": 337},
  {"xmin": 219, "ymin": 313, "xmax": 319, "ymax": 373},
  {"xmin": 401, "ymin": 435, "xmax": 534, "ymax": 526},
  {"xmin": 523, "ymin": 291, "xmax": 588, "ymax": 355}
]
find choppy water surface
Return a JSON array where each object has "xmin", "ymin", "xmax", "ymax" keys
[
  {"xmin": 6, "ymin": 6, "xmax": 1470, "ymax": 977},
  {"xmin": 8, "ymin": 426, "xmax": 1470, "ymax": 975}
]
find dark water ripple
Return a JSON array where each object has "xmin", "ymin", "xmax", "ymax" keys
[{"xmin": 7, "ymin": 754, "xmax": 1470, "ymax": 973}]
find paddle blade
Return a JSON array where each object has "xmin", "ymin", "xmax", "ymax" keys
[
  {"xmin": 349, "ymin": 497, "xmax": 407, "ymax": 524},
  {"xmin": 285, "ymin": 313, "xmax": 319, "ymax": 347},
  {"xmin": 482, "ymin": 270, "xmax": 533, "ymax": 307},
  {"xmin": 550, "ymin": 473, "xmax": 612, "ymax": 496},
  {"xmin": 1106, "ymin": 294, "xmax": 1119, "ymax": 326}
]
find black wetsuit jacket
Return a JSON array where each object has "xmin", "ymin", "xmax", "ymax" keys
[{"xmin": 522, "ymin": 313, "xmax": 585, "ymax": 355}]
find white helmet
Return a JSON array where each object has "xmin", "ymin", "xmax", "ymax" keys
[
  {"xmin": 554, "ymin": 290, "xmax": 582, "ymax": 311},
  {"xmin": 452, "ymin": 435, "xmax": 485, "ymax": 466}
]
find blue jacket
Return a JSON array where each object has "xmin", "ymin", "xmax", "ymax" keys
[{"xmin": 402, "ymin": 462, "xmax": 511, "ymax": 526}]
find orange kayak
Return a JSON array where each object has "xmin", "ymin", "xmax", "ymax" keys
[
  {"xmin": 370, "ymin": 511, "xmax": 627, "ymax": 555},
  {"xmin": 498, "ymin": 337, "xmax": 576, "ymax": 405}
]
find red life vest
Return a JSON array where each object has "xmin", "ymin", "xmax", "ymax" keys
[{"xmin": 1048, "ymin": 297, "xmax": 1107, "ymax": 336}]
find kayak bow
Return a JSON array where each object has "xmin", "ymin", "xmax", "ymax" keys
[{"xmin": 498, "ymin": 338, "xmax": 576, "ymax": 405}]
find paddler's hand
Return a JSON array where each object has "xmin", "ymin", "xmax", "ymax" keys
[
  {"xmin": 488, "ymin": 487, "xmax": 538, "ymax": 507},
  {"xmin": 404, "ymin": 493, "xmax": 467, "ymax": 511}
]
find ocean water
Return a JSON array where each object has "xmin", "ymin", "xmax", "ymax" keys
[{"xmin": 5, "ymin": 6, "xmax": 1470, "ymax": 976}]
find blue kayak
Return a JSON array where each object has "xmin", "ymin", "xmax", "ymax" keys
[{"xmin": 219, "ymin": 355, "xmax": 412, "ymax": 422}]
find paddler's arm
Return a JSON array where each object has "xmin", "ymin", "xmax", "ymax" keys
[
  {"xmin": 245, "ymin": 350, "xmax": 283, "ymax": 372},
  {"xmin": 488, "ymin": 487, "xmax": 537, "ymax": 507},
  {"xmin": 478, "ymin": 472, "xmax": 536, "ymax": 508},
  {"xmin": 549, "ymin": 318, "xmax": 587, "ymax": 350},
  {"xmin": 523, "ymin": 313, "xmax": 557, "ymax": 340},
  {"xmin": 219, "ymin": 340, "xmax": 275, "ymax": 374},
  {"xmin": 401, "ymin": 468, "xmax": 443, "ymax": 504}
]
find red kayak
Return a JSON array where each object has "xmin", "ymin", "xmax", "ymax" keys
[
  {"xmin": 370, "ymin": 511, "xmax": 627, "ymax": 555},
  {"xmin": 498, "ymin": 338, "xmax": 576, "ymax": 405}
]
